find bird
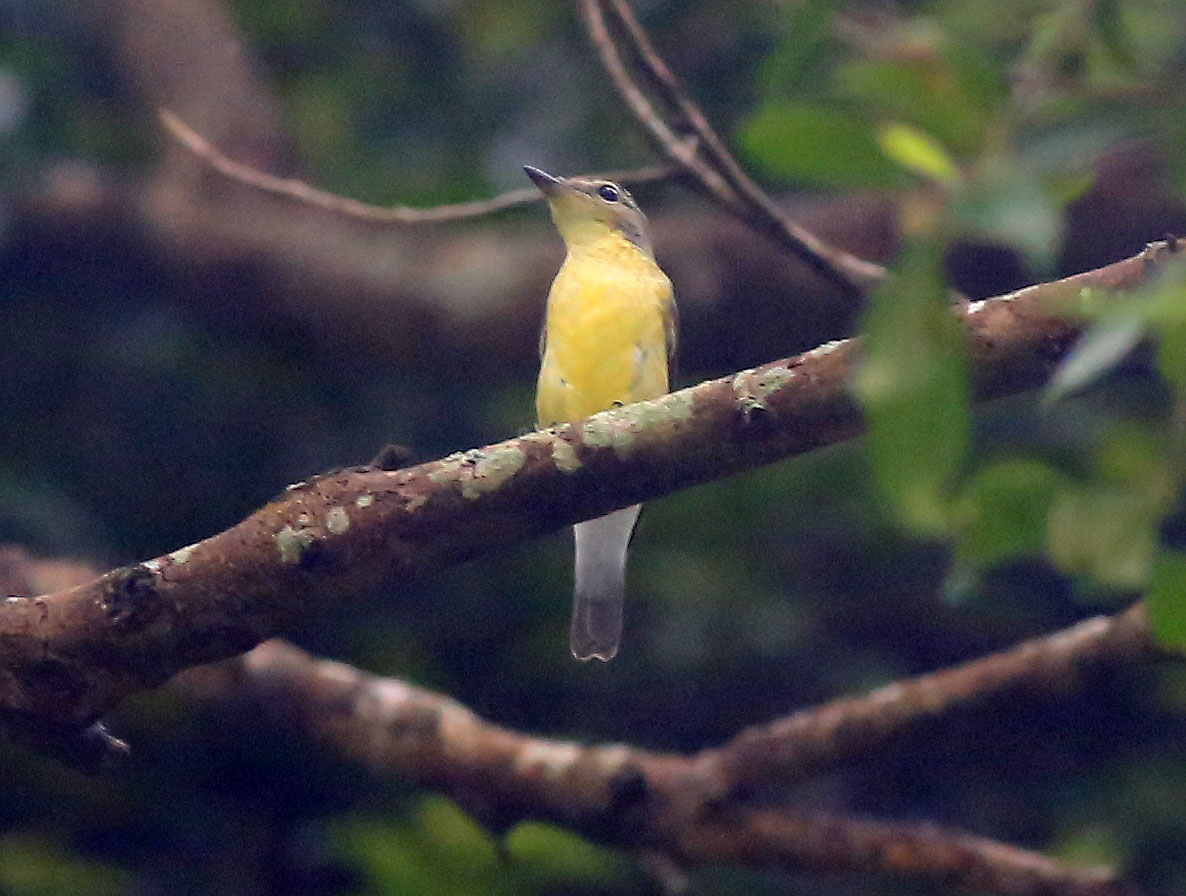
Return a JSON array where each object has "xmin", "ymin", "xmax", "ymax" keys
[{"xmin": 525, "ymin": 165, "xmax": 677, "ymax": 661}]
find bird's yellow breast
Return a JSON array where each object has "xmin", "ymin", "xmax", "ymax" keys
[{"xmin": 536, "ymin": 234, "xmax": 673, "ymax": 426}]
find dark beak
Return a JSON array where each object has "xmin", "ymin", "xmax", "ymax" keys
[{"xmin": 524, "ymin": 165, "xmax": 563, "ymax": 197}]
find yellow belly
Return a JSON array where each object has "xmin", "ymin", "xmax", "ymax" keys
[{"xmin": 536, "ymin": 239, "xmax": 673, "ymax": 425}]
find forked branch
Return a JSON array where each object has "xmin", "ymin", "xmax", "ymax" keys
[
  {"xmin": 172, "ymin": 634, "xmax": 1146, "ymax": 896},
  {"xmin": 575, "ymin": 0, "xmax": 888, "ymax": 293}
]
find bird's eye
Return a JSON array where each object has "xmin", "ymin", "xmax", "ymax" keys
[{"xmin": 597, "ymin": 184, "xmax": 620, "ymax": 203}]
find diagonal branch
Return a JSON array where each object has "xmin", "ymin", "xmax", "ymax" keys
[
  {"xmin": 158, "ymin": 109, "xmax": 679, "ymax": 224},
  {"xmin": 576, "ymin": 0, "xmax": 888, "ymax": 294},
  {"xmin": 603, "ymin": 0, "xmax": 889, "ymax": 292},
  {"xmin": 573, "ymin": 0, "xmax": 738, "ymax": 208},
  {"xmin": 174, "ymin": 637, "xmax": 1142, "ymax": 896},
  {"xmin": 155, "ymin": 1, "xmax": 886, "ymax": 290},
  {"xmin": 703, "ymin": 603, "xmax": 1159, "ymax": 793},
  {"xmin": 0, "ymin": 241, "xmax": 1177, "ymax": 732}
]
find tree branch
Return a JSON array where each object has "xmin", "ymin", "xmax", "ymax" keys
[
  {"xmin": 174, "ymin": 637, "xmax": 1142, "ymax": 895},
  {"xmin": 576, "ymin": 0, "xmax": 888, "ymax": 294},
  {"xmin": 573, "ymin": 0, "xmax": 735, "ymax": 205},
  {"xmin": 152, "ymin": 1, "xmax": 887, "ymax": 292},
  {"xmin": 0, "ymin": 241, "xmax": 1177, "ymax": 731},
  {"xmin": 0, "ymin": 547, "xmax": 1157, "ymax": 891},
  {"xmin": 157, "ymin": 109, "xmax": 680, "ymax": 224},
  {"xmin": 703, "ymin": 603, "xmax": 1159, "ymax": 793}
]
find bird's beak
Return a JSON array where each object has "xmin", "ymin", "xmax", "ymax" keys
[{"xmin": 524, "ymin": 165, "xmax": 564, "ymax": 197}]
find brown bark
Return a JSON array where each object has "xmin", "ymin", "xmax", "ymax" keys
[
  {"xmin": 0, "ymin": 241, "xmax": 1177, "ymax": 734},
  {"xmin": 0, "ymin": 544, "xmax": 1157, "ymax": 893},
  {"xmin": 172, "ymin": 636, "xmax": 1144, "ymax": 895}
]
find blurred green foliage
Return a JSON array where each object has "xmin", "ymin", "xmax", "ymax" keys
[
  {"xmin": 330, "ymin": 798, "xmax": 633, "ymax": 895},
  {"xmin": 0, "ymin": 836, "xmax": 137, "ymax": 896},
  {"xmin": 5, "ymin": 0, "xmax": 1186, "ymax": 894},
  {"xmin": 857, "ymin": 233, "xmax": 969, "ymax": 533}
]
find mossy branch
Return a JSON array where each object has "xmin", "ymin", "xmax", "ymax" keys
[{"xmin": 0, "ymin": 241, "xmax": 1177, "ymax": 736}]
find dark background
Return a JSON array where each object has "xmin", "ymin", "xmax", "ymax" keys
[{"xmin": 3, "ymin": 0, "xmax": 1186, "ymax": 893}]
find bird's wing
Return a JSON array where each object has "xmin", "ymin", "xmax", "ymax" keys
[{"xmin": 662, "ymin": 281, "xmax": 678, "ymax": 376}]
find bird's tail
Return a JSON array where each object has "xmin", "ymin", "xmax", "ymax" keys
[{"xmin": 571, "ymin": 504, "xmax": 641, "ymax": 661}]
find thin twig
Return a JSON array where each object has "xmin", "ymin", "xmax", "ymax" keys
[
  {"xmin": 157, "ymin": 108, "xmax": 678, "ymax": 224},
  {"xmin": 602, "ymin": 0, "xmax": 888, "ymax": 292},
  {"xmin": 702, "ymin": 603, "xmax": 1159, "ymax": 792},
  {"xmin": 577, "ymin": 0, "xmax": 886, "ymax": 294},
  {"xmin": 573, "ymin": 0, "xmax": 741, "ymax": 209}
]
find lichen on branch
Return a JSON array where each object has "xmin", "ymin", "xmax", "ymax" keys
[{"xmin": 0, "ymin": 241, "xmax": 1177, "ymax": 733}]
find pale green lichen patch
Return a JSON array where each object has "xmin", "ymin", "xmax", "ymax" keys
[
  {"xmin": 733, "ymin": 364, "xmax": 797, "ymax": 412},
  {"xmin": 355, "ymin": 494, "xmax": 374, "ymax": 509},
  {"xmin": 512, "ymin": 740, "xmax": 583, "ymax": 781},
  {"xmin": 581, "ymin": 392, "xmax": 697, "ymax": 453},
  {"xmin": 425, "ymin": 445, "xmax": 525, "ymax": 499},
  {"xmin": 802, "ymin": 339, "xmax": 847, "ymax": 360},
  {"xmin": 637, "ymin": 390, "xmax": 695, "ymax": 429},
  {"xmin": 581, "ymin": 409, "xmax": 636, "ymax": 451},
  {"xmin": 169, "ymin": 544, "xmax": 196, "ymax": 565},
  {"xmin": 461, "ymin": 444, "xmax": 526, "ymax": 499},
  {"xmin": 551, "ymin": 437, "xmax": 581, "ymax": 474},
  {"xmin": 427, "ymin": 448, "xmax": 485, "ymax": 485},
  {"xmin": 589, "ymin": 744, "xmax": 632, "ymax": 778},
  {"xmin": 968, "ymin": 284, "xmax": 1029, "ymax": 315},
  {"xmin": 276, "ymin": 524, "xmax": 317, "ymax": 564},
  {"xmin": 326, "ymin": 506, "xmax": 350, "ymax": 535}
]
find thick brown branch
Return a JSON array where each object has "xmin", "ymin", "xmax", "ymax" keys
[
  {"xmin": 0, "ymin": 241, "xmax": 1177, "ymax": 729},
  {"xmin": 158, "ymin": 109, "xmax": 679, "ymax": 224},
  {"xmin": 175, "ymin": 638, "xmax": 1140, "ymax": 896},
  {"xmin": 577, "ymin": 0, "xmax": 886, "ymax": 294},
  {"xmin": 0, "ymin": 548, "xmax": 1154, "ymax": 891}
]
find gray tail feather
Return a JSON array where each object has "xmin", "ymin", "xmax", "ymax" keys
[{"xmin": 570, "ymin": 504, "xmax": 641, "ymax": 661}]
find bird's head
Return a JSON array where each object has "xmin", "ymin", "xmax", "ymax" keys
[{"xmin": 524, "ymin": 166, "xmax": 652, "ymax": 255}]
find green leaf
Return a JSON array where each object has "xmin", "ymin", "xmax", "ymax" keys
[
  {"xmin": 836, "ymin": 50, "xmax": 998, "ymax": 154},
  {"xmin": 506, "ymin": 823, "xmax": 624, "ymax": 881},
  {"xmin": 1041, "ymin": 253, "xmax": 1186, "ymax": 399},
  {"xmin": 758, "ymin": 0, "xmax": 840, "ymax": 98},
  {"xmin": 740, "ymin": 101, "xmax": 904, "ymax": 188},
  {"xmin": 1048, "ymin": 487, "xmax": 1160, "ymax": 589},
  {"xmin": 1155, "ymin": 315, "xmax": 1186, "ymax": 400},
  {"xmin": 1091, "ymin": 0, "xmax": 1136, "ymax": 69},
  {"xmin": 877, "ymin": 122, "xmax": 960, "ymax": 185},
  {"xmin": 952, "ymin": 459, "xmax": 1066, "ymax": 575},
  {"xmin": 949, "ymin": 158, "xmax": 1066, "ymax": 273},
  {"xmin": 1045, "ymin": 315, "xmax": 1146, "ymax": 403},
  {"xmin": 331, "ymin": 800, "xmax": 506, "ymax": 896},
  {"xmin": 1044, "ymin": 170, "xmax": 1098, "ymax": 207},
  {"xmin": 856, "ymin": 236, "xmax": 970, "ymax": 533},
  {"xmin": 0, "ymin": 837, "xmax": 136, "ymax": 896},
  {"xmin": 332, "ymin": 801, "xmax": 628, "ymax": 896},
  {"xmin": 1148, "ymin": 551, "xmax": 1186, "ymax": 650},
  {"xmin": 1046, "ymin": 426, "xmax": 1178, "ymax": 590}
]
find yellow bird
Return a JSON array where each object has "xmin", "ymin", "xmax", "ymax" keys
[{"xmin": 525, "ymin": 165, "xmax": 677, "ymax": 661}]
